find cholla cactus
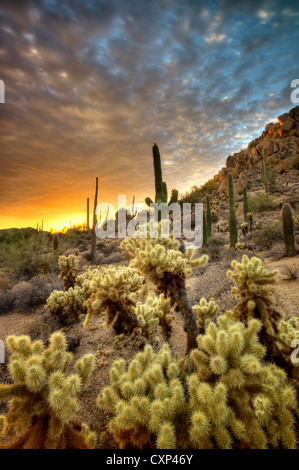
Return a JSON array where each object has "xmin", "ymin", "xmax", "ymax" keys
[
  {"xmin": 247, "ymin": 212, "xmax": 254, "ymax": 232},
  {"xmin": 85, "ymin": 266, "xmax": 144, "ymax": 334},
  {"xmin": 97, "ymin": 343, "xmax": 184, "ymax": 449},
  {"xmin": 235, "ymin": 242, "xmax": 245, "ymax": 251},
  {"xmin": 293, "ymin": 215, "xmax": 299, "ymax": 228},
  {"xmin": 120, "ymin": 229, "xmax": 208, "ymax": 352},
  {"xmin": 45, "ymin": 286, "xmax": 87, "ymax": 326},
  {"xmin": 58, "ymin": 255, "xmax": 79, "ymax": 290},
  {"xmin": 227, "ymin": 255, "xmax": 281, "ymax": 335},
  {"xmin": 0, "ymin": 332, "xmax": 96, "ymax": 449},
  {"xmin": 133, "ymin": 292, "xmax": 173, "ymax": 339},
  {"xmin": 240, "ymin": 222, "xmax": 248, "ymax": 238},
  {"xmin": 192, "ymin": 298, "xmax": 220, "ymax": 334},
  {"xmin": 98, "ymin": 316, "xmax": 298, "ymax": 449},
  {"xmin": 189, "ymin": 315, "xmax": 297, "ymax": 448}
]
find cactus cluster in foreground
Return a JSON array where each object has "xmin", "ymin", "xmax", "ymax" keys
[
  {"xmin": 98, "ymin": 315, "xmax": 298, "ymax": 449},
  {"xmin": 0, "ymin": 332, "xmax": 96, "ymax": 449}
]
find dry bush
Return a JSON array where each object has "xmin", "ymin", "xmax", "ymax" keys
[
  {"xmin": 279, "ymin": 265, "xmax": 299, "ymax": 280},
  {"xmin": 0, "ymin": 274, "xmax": 62, "ymax": 314},
  {"xmin": 204, "ymin": 236, "xmax": 225, "ymax": 260},
  {"xmin": 252, "ymin": 221, "xmax": 283, "ymax": 250},
  {"xmin": 0, "ymin": 289, "xmax": 14, "ymax": 314},
  {"xmin": 269, "ymin": 242, "xmax": 285, "ymax": 261}
]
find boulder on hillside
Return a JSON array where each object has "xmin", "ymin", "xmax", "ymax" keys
[
  {"xmin": 274, "ymin": 158, "xmax": 294, "ymax": 174},
  {"xmin": 289, "ymin": 105, "xmax": 299, "ymax": 124},
  {"xmin": 277, "ymin": 112, "xmax": 295, "ymax": 137}
]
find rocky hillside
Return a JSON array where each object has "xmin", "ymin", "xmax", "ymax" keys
[{"xmin": 213, "ymin": 105, "xmax": 299, "ymax": 197}]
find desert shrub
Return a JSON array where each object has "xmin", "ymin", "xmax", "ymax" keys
[
  {"xmin": 0, "ymin": 231, "xmax": 60, "ymax": 280},
  {"xmin": 0, "ymin": 274, "xmax": 62, "ymax": 314},
  {"xmin": 268, "ymin": 242, "xmax": 285, "ymax": 260},
  {"xmin": 0, "ymin": 289, "xmax": 14, "ymax": 314},
  {"xmin": 248, "ymin": 193, "xmax": 277, "ymax": 213},
  {"xmin": 204, "ymin": 237, "xmax": 225, "ymax": 260},
  {"xmin": 252, "ymin": 221, "xmax": 283, "ymax": 250}
]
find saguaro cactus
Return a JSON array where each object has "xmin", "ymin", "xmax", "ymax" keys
[
  {"xmin": 53, "ymin": 234, "xmax": 59, "ymax": 251},
  {"xmin": 202, "ymin": 209, "xmax": 207, "ymax": 247},
  {"xmin": 228, "ymin": 173, "xmax": 237, "ymax": 247},
  {"xmin": 261, "ymin": 149, "xmax": 276, "ymax": 194},
  {"xmin": 206, "ymin": 196, "xmax": 211, "ymax": 238},
  {"xmin": 243, "ymin": 186, "xmax": 249, "ymax": 223},
  {"xmin": 91, "ymin": 177, "xmax": 98, "ymax": 264},
  {"xmin": 145, "ymin": 144, "xmax": 178, "ymax": 212},
  {"xmin": 282, "ymin": 203, "xmax": 296, "ymax": 256}
]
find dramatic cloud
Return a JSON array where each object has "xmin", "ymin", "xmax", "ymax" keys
[{"xmin": 0, "ymin": 0, "xmax": 298, "ymax": 229}]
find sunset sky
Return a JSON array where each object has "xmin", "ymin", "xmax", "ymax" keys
[{"xmin": 0, "ymin": 0, "xmax": 298, "ymax": 230}]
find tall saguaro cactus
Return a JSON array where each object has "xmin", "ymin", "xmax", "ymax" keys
[
  {"xmin": 87, "ymin": 197, "xmax": 90, "ymax": 231},
  {"xmin": 228, "ymin": 173, "xmax": 237, "ymax": 248},
  {"xmin": 206, "ymin": 195, "xmax": 211, "ymax": 238},
  {"xmin": 243, "ymin": 186, "xmax": 249, "ymax": 223},
  {"xmin": 91, "ymin": 177, "xmax": 98, "ymax": 264},
  {"xmin": 282, "ymin": 203, "xmax": 296, "ymax": 256},
  {"xmin": 202, "ymin": 209, "xmax": 207, "ymax": 247},
  {"xmin": 145, "ymin": 144, "xmax": 178, "ymax": 214},
  {"xmin": 261, "ymin": 149, "xmax": 276, "ymax": 194}
]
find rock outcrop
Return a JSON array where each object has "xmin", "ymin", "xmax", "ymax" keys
[{"xmin": 215, "ymin": 105, "xmax": 299, "ymax": 195}]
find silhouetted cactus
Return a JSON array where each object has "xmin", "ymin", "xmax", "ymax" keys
[
  {"xmin": 282, "ymin": 203, "xmax": 296, "ymax": 256},
  {"xmin": 53, "ymin": 234, "xmax": 59, "ymax": 251},
  {"xmin": 145, "ymin": 144, "xmax": 178, "ymax": 220},
  {"xmin": 91, "ymin": 177, "xmax": 98, "ymax": 263},
  {"xmin": 228, "ymin": 173, "xmax": 237, "ymax": 247},
  {"xmin": 87, "ymin": 197, "xmax": 90, "ymax": 231}
]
